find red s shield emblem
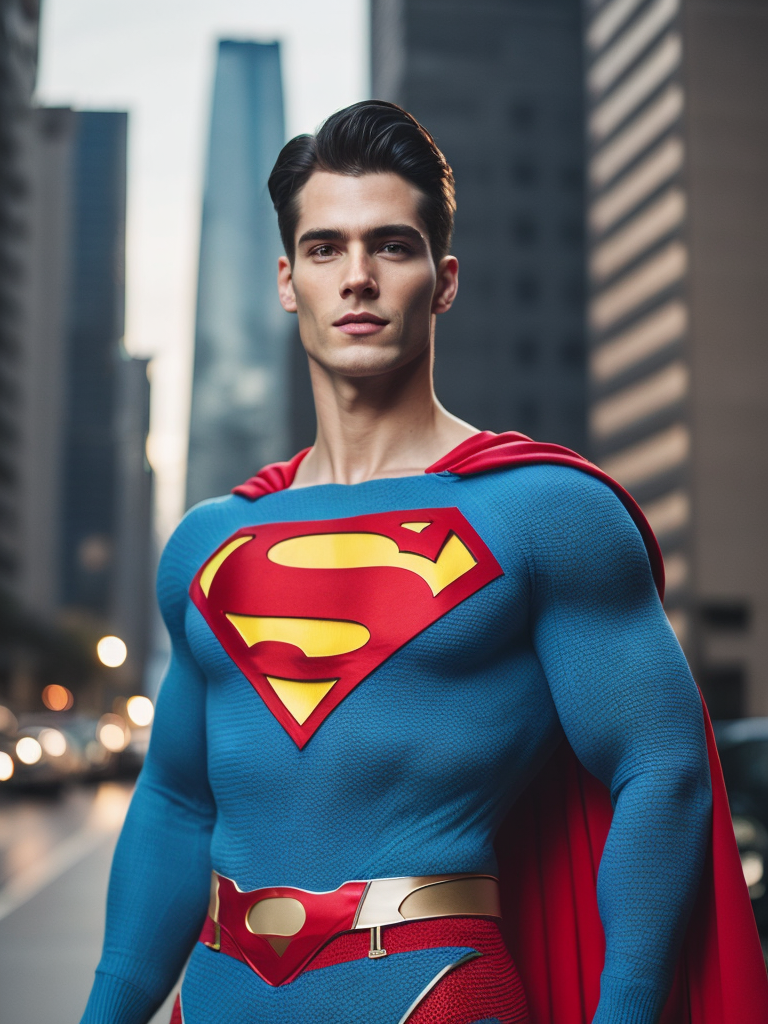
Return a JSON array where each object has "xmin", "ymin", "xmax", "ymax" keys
[{"xmin": 189, "ymin": 508, "xmax": 503, "ymax": 747}]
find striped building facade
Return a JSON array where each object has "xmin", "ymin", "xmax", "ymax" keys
[{"xmin": 583, "ymin": 0, "xmax": 768, "ymax": 717}]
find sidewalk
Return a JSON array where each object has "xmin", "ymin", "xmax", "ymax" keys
[{"xmin": 0, "ymin": 786, "xmax": 179, "ymax": 1024}]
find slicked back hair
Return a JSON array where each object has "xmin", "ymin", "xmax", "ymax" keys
[{"xmin": 268, "ymin": 100, "xmax": 456, "ymax": 265}]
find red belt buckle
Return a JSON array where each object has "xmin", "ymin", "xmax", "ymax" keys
[{"xmin": 200, "ymin": 875, "xmax": 368, "ymax": 985}]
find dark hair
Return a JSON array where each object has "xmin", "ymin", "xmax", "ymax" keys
[{"xmin": 268, "ymin": 100, "xmax": 456, "ymax": 264}]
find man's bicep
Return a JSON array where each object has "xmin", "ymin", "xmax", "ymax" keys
[
  {"xmin": 141, "ymin": 630, "xmax": 215, "ymax": 816},
  {"xmin": 528, "ymin": 478, "xmax": 704, "ymax": 788},
  {"xmin": 141, "ymin": 509, "xmax": 217, "ymax": 814}
]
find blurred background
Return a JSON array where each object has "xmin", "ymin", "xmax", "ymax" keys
[{"xmin": 0, "ymin": 0, "xmax": 766, "ymax": 1019}]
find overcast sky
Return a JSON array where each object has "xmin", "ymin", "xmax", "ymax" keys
[{"xmin": 36, "ymin": 0, "xmax": 369, "ymax": 539}]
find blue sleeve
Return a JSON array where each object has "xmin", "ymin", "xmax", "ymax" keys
[
  {"xmin": 525, "ymin": 468, "xmax": 711, "ymax": 1024},
  {"xmin": 80, "ymin": 515, "xmax": 216, "ymax": 1024}
]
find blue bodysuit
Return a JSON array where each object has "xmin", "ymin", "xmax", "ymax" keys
[{"xmin": 80, "ymin": 463, "xmax": 711, "ymax": 1024}]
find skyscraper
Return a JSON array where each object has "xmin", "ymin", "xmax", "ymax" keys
[
  {"xmin": 371, "ymin": 0, "xmax": 588, "ymax": 452},
  {"xmin": 17, "ymin": 107, "xmax": 153, "ymax": 697},
  {"xmin": 583, "ymin": 0, "xmax": 689, "ymax": 632},
  {"xmin": 186, "ymin": 40, "xmax": 293, "ymax": 508},
  {"xmin": 583, "ymin": 0, "xmax": 768, "ymax": 716},
  {"xmin": 0, "ymin": 0, "xmax": 39, "ymax": 597},
  {"xmin": 58, "ymin": 112, "xmax": 130, "ymax": 617}
]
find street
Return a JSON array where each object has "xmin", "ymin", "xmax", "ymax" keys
[{"xmin": 0, "ymin": 783, "xmax": 179, "ymax": 1024}]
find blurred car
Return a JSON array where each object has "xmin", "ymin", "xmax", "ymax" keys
[
  {"xmin": 0, "ymin": 717, "xmax": 88, "ymax": 793},
  {"xmin": 0, "ymin": 704, "xmax": 150, "ymax": 793},
  {"xmin": 714, "ymin": 717, "xmax": 768, "ymax": 943}
]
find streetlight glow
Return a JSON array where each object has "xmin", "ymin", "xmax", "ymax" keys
[
  {"xmin": 39, "ymin": 728, "xmax": 67, "ymax": 757},
  {"xmin": 42, "ymin": 684, "xmax": 74, "ymax": 711},
  {"xmin": 97, "ymin": 636, "xmax": 127, "ymax": 668},
  {"xmin": 126, "ymin": 696, "xmax": 154, "ymax": 727},
  {"xmin": 16, "ymin": 737, "xmax": 42, "ymax": 765},
  {"xmin": 97, "ymin": 714, "xmax": 130, "ymax": 753}
]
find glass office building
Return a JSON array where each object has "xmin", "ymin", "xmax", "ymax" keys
[
  {"xmin": 0, "ymin": 0, "xmax": 39, "ymax": 596},
  {"xmin": 371, "ymin": 0, "xmax": 589, "ymax": 453},
  {"xmin": 186, "ymin": 40, "xmax": 293, "ymax": 507},
  {"xmin": 59, "ymin": 112, "xmax": 131, "ymax": 615},
  {"xmin": 20, "ymin": 108, "xmax": 153, "ymax": 693}
]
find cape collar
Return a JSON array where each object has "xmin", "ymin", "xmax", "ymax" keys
[{"xmin": 231, "ymin": 430, "xmax": 665, "ymax": 600}]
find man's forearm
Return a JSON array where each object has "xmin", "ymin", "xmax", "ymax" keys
[
  {"xmin": 80, "ymin": 777, "xmax": 213, "ymax": 1024},
  {"xmin": 592, "ymin": 761, "xmax": 711, "ymax": 1024}
]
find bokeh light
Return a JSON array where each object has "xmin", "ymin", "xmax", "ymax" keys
[
  {"xmin": 85, "ymin": 740, "xmax": 108, "ymax": 765},
  {"xmin": 0, "ymin": 751, "xmax": 13, "ymax": 781},
  {"xmin": 98, "ymin": 714, "xmax": 130, "ymax": 752},
  {"xmin": 16, "ymin": 737, "xmax": 42, "ymax": 765},
  {"xmin": 0, "ymin": 705, "xmax": 18, "ymax": 733},
  {"xmin": 97, "ymin": 635, "xmax": 127, "ymax": 668},
  {"xmin": 126, "ymin": 695, "xmax": 154, "ymax": 727},
  {"xmin": 39, "ymin": 728, "xmax": 67, "ymax": 757},
  {"xmin": 42, "ymin": 684, "xmax": 74, "ymax": 711},
  {"xmin": 741, "ymin": 851, "xmax": 764, "ymax": 889}
]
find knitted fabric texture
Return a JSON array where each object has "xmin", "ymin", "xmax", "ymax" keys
[{"xmin": 80, "ymin": 465, "xmax": 711, "ymax": 1024}]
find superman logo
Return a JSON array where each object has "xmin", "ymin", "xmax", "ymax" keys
[{"xmin": 189, "ymin": 508, "xmax": 503, "ymax": 748}]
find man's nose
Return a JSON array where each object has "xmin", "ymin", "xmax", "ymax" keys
[{"xmin": 340, "ymin": 249, "xmax": 379, "ymax": 300}]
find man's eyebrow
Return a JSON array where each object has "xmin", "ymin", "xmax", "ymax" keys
[
  {"xmin": 296, "ymin": 224, "xmax": 426, "ymax": 248},
  {"xmin": 363, "ymin": 224, "xmax": 426, "ymax": 245},
  {"xmin": 297, "ymin": 228, "xmax": 346, "ymax": 247}
]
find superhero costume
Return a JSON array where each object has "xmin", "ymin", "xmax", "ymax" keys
[{"xmin": 80, "ymin": 432, "xmax": 768, "ymax": 1024}]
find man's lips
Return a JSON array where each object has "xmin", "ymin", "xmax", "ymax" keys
[{"xmin": 333, "ymin": 312, "xmax": 390, "ymax": 336}]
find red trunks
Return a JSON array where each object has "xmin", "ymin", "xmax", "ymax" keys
[{"xmin": 170, "ymin": 917, "xmax": 529, "ymax": 1023}]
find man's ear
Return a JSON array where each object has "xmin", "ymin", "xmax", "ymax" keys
[
  {"xmin": 278, "ymin": 256, "xmax": 297, "ymax": 313},
  {"xmin": 432, "ymin": 255, "xmax": 459, "ymax": 315}
]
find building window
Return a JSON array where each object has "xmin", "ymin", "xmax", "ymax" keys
[
  {"xmin": 560, "ymin": 164, "xmax": 583, "ymax": 192},
  {"xmin": 562, "ymin": 276, "xmax": 584, "ymax": 309},
  {"xmin": 560, "ymin": 336, "xmax": 584, "ymax": 370},
  {"xmin": 510, "ymin": 159, "xmax": 538, "ymax": 188},
  {"xmin": 0, "ymin": 542, "xmax": 17, "ymax": 575},
  {"xmin": 519, "ymin": 400, "xmax": 539, "ymax": 433},
  {"xmin": 511, "ymin": 215, "xmax": 537, "ymax": 247},
  {"xmin": 509, "ymin": 100, "xmax": 537, "ymax": 132},
  {"xmin": 515, "ymin": 335, "xmax": 538, "ymax": 367},
  {"xmin": 515, "ymin": 272, "xmax": 540, "ymax": 306},
  {"xmin": 0, "ymin": 499, "xmax": 16, "ymax": 529},
  {"xmin": 560, "ymin": 217, "xmax": 584, "ymax": 248},
  {"xmin": 700, "ymin": 602, "xmax": 750, "ymax": 631},
  {"xmin": 699, "ymin": 666, "xmax": 746, "ymax": 721}
]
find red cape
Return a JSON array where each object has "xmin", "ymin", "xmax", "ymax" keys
[{"xmin": 233, "ymin": 431, "xmax": 768, "ymax": 1021}]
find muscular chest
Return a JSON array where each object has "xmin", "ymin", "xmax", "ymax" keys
[{"xmin": 187, "ymin": 505, "xmax": 532, "ymax": 752}]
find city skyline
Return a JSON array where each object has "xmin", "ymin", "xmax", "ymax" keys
[{"xmin": 35, "ymin": 0, "xmax": 369, "ymax": 540}]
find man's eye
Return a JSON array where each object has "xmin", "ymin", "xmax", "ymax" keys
[
  {"xmin": 381, "ymin": 242, "xmax": 408, "ymax": 255},
  {"xmin": 312, "ymin": 245, "xmax": 336, "ymax": 258}
]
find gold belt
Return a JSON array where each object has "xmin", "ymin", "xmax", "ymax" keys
[
  {"xmin": 204, "ymin": 870, "xmax": 501, "ymax": 984},
  {"xmin": 352, "ymin": 873, "xmax": 501, "ymax": 943}
]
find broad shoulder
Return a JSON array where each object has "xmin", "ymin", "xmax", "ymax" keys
[
  {"xmin": 470, "ymin": 462, "xmax": 650, "ymax": 570},
  {"xmin": 466, "ymin": 462, "xmax": 634, "ymax": 526},
  {"xmin": 157, "ymin": 494, "xmax": 253, "ymax": 615}
]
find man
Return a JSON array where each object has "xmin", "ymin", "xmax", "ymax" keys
[{"xmin": 80, "ymin": 102, "xmax": 767, "ymax": 1024}]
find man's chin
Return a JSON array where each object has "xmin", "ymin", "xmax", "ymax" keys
[{"xmin": 308, "ymin": 343, "xmax": 426, "ymax": 380}]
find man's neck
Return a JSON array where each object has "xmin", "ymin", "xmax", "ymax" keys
[{"xmin": 291, "ymin": 349, "xmax": 478, "ymax": 488}]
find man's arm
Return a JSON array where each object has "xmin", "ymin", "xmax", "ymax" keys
[
  {"xmin": 525, "ymin": 466, "xmax": 711, "ymax": 1024},
  {"xmin": 81, "ymin": 517, "xmax": 216, "ymax": 1024}
]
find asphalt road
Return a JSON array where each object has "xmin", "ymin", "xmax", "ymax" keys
[{"xmin": 0, "ymin": 783, "xmax": 179, "ymax": 1024}]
